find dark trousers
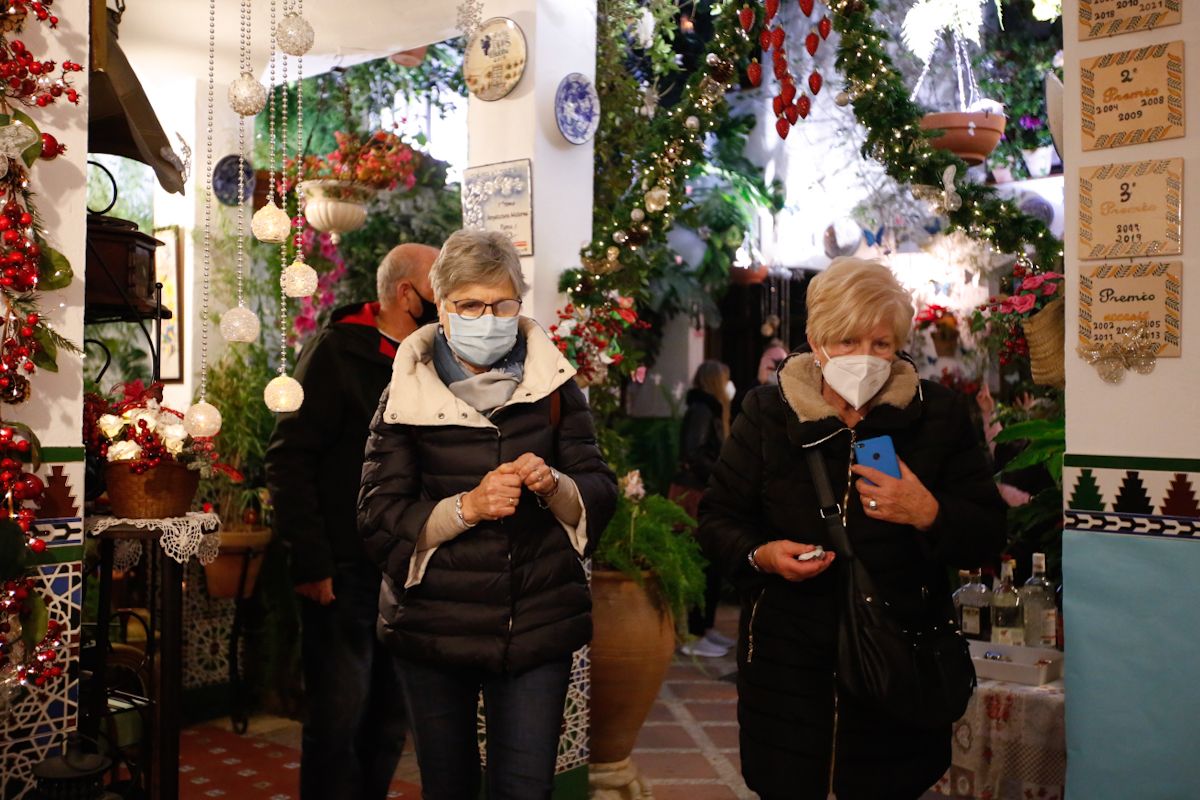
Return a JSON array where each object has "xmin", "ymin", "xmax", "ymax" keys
[
  {"xmin": 688, "ymin": 564, "xmax": 723, "ymax": 636},
  {"xmin": 397, "ymin": 656, "xmax": 572, "ymax": 800},
  {"xmin": 299, "ymin": 562, "xmax": 407, "ymax": 800}
]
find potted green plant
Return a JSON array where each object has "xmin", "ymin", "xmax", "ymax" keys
[
  {"xmin": 589, "ymin": 468, "xmax": 706, "ymax": 786},
  {"xmin": 977, "ymin": 36, "xmax": 1062, "ymax": 179}
]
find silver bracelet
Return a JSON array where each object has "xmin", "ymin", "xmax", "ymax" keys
[
  {"xmin": 454, "ymin": 493, "xmax": 476, "ymax": 529},
  {"xmin": 535, "ymin": 469, "xmax": 561, "ymax": 508},
  {"xmin": 747, "ymin": 545, "xmax": 765, "ymax": 573}
]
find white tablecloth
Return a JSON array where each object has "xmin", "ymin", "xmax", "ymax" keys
[{"xmin": 86, "ymin": 512, "xmax": 222, "ymax": 570}]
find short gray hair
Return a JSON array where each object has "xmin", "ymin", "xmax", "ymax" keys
[
  {"xmin": 429, "ymin": 229, "xmax": 529, "ymax": 301},
  {"xmin": 376, "ymin": 244, "xmax": 434, "ymax": 309}
]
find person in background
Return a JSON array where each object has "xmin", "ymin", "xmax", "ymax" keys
[
  {"xmin": 670, "ymin": 360, "xmax": 737, "ymax": 658},
  {"xmin": 358, "ymin": 229, "xmax": 617, "ymax": 799},
  {"xmin": 698, "ymin": 257, "xmax": 1005, "ymax": 799},
  {"xmin": 264, "ymin": 243, "xmax": 439, "ymax": 800},
  {"xmin": 757, "ymin": 338, "xmax": 789, "ymax": 385}
]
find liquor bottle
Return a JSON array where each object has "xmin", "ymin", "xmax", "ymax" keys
[
  {"xmin": 1019, "ymin": 552, "xmax": 1058, "ymax": 648},
  {"xmin": 991, "ymin": 559, "xmax": 1024, "ymax": 645},
  {"xmin": 953, "ymin": 568, "xmax": 992, "ymax": 641}
]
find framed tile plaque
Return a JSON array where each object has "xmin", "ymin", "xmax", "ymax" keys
[
  {"xmin": 1080, "ymin": 0, "xmax": 1181, "ymax": 41},
  {"xmin": 1079, "ymin": 262, "xmax": 1182, "ymax": 357},
  {"xmin": 1079, "ymin": 158, "xmax": 1182, "ymax": 260},
  {"xmin": 1081, "ymin": 41, "xmax": 1185, "ymax": 151}
]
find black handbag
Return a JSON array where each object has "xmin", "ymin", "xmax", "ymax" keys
[{"xmin": 804, "ymin": 447, "xmax": 976, "ymax": 730}]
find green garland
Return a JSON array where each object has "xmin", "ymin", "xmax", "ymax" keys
[{"xmin": 831, "ymin": 0, "xmax": 1061, "ymax": 267}]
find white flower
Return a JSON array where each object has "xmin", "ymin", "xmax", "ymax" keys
[
  {"xmin": 97, "ymin": 414, "xmax": 126, "ymax": 440},
  {"xmin": 632, "ymin": 8, "xmax": 655, "ymax": 49},
  {"xmin": 621, "ymin": 470, "xmax": 646, "ymax": 502},
  {"xmin": 672, "ymin": 381, "xmax": 686, "ymax": 401},
  {"xmin": 160, "ymin": 423, "xmax": 188, "ymax": 455},
  {"xmin": 122, "ymin": 408, "xmax": 158, "ymax": 432},
  {"xmin": 107, "ymin": 440, "xmax": 143, "ymax": 462},
  {"xmin": 1032, "ymin": 0, "xmax": 1061, "ymax": 22},
  {"xmin": 650, "ymin": 373, "xmax": 663, "ymax": 386}
]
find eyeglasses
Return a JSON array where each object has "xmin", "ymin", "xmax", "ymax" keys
[{"xmin": 447, "ymin": 298, "xmax": 522, "ymax": 320}]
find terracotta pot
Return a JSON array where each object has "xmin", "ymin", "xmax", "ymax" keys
[
  {"xmin": 1023, "ymin": 296, "xmax": 1065, "ymax": 389},
  {"xmin": 390, "ymin": 46, "xmax": 428, "ymax": 67},
  {"xmin": 730, "ymin": 262, "xmax": 769, "ymax": 285},
  {"xmin": 105, "ymin": 461, "xmax": 200, "ymax": 520},
  {"xmin": 932, "ymin": 328, "xmax": 959, "ymax": 358},
  {"xmin": 298, "ymin": 179, "xmax": 373, "ymax": 241},
  {"xmin": 204, "ymin": 527, "xmax": 272, "ymax": 599},
  {"xmin": 589, "ymin": 569, "xmax": 676, "ymax": 765},
  {"xmin": 919, "ymin": 110, "xmax": 1007, "ymax": 166}
]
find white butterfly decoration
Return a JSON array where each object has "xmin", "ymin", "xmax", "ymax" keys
[{"xmin": 941, "ymin": 166, "xmax": 963, "ymax": 213}]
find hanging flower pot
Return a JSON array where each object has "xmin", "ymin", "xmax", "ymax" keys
[
  {"xmin": 1023, "ymin": 295, "xmax": 1065, "ymax": 388},
  {"xmin": 298, "ymin": 179, "xmax": 373, "ymax": 242},
  {"xmin": 105, "ymin": 461, "xmax": 200, "ymax": 520},
  {"xmin": 919, "ymin": 110, "xmax": 1007, "ymax": 166},
  {"xmin": 931, "ymin": 328, "xmax": 960, "ymax": 358},
  {"xmin": 730, "ymin": 262, "xmax": 769, "ymax": 285},
  {"xmin": 1021, "ymin": 145, "xmax": 1056, "ymax": 179},
  {"xmin": 203, "ymin": 527, "xmax": 273, "ymax": 599},
  {"xmin": 389, "ymin": 46, "xmax": 428, "ymax": 67}
]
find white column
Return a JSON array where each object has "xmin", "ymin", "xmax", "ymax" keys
[{"xmin": 467, "ymin": 0, "xmax": 597, "ymax": 327}]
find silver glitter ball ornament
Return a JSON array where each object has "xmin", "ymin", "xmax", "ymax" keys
[
  {"xmin": 251, "ymin": 200, "xmax": 292, "ymax": 244},
  {"xmin": 276, "ymin": 12, "xmax": 315, "ymax": 57},
  {"xmin": 184, "ymin": 402, "xmax": 223, "ymax": 437},
  {"xmin": 281, "ymin": 260, "xmax": 319, "ymax": 298},
  {"xmin": 264, "ymin": 375, "xmax": 304, "ymax": 412},
  {"xmin": 220, "ymin": 306, "xmax": 262, "ymax": 343},
  {"xmin": 228, "ymin": 72, "xmax": 267, "ymax": 116}
]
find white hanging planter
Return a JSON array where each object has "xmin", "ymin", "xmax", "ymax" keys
[
  {"xmin": 1021, "ymin": 145, "xmax": 1056, "ymax": 179},
  {"xmin": 298, "ymin": 179, "xmax": 374, "ymax": 242}
]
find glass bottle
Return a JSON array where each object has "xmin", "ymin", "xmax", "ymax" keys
[
  {"xmin": 953, "ymin": 568, "xmax": 992, "ymax": 641},
  {"xmin": 1019, "ymin": 552, "xmax": 1058, "ymax": 648},
  {"xmin": 991, "ymin": 559, "xmax": 1024, "ymax": 646}
]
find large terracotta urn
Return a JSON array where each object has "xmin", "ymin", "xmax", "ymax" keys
[
  {"xmin": 919, "ymin": 110, "xmax": 1007, "ymax": 166},
  {"xmin": 203, "ymin": 527, "xmax": 273, "ymax": 599},
  {"xmin": 589, "ymin": 570, "xmax": 676, "ymax": 798}
]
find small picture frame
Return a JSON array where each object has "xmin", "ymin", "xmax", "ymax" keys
[{"xmin": 152, "ymin": 225, "xmax": 185, "ymax": 383}]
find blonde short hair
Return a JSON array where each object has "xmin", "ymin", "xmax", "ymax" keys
[
  {"xmin": 806, "ymin": 257, "xmax": 914, "ymax": 348},
  {"xmin": 429, "ymin": 229, "xmax": 529, "ymax": 301}
]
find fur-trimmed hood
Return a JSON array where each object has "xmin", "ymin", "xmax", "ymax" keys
[{"xmin": 775, "ymin": 352, "xmax": 922, "ymax": 445}]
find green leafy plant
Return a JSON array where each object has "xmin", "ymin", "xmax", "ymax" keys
[
  {"xmin": 995, "ymin": 413, "xmax": 1065, "ymax": 578},
  {"xmin": 594, "ymin": 470, "xmax": 706, "ymax": 634},
  {"xmin": 977, "ymin": 35, "xmax": 1062, "ymax": 178}
]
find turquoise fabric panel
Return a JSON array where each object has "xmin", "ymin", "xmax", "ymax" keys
[{"xmin": 1063, "ymin": 530, "xmax": 1200, "ymax": 799}]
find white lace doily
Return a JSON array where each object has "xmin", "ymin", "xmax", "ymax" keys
[{"xmin": 86, "ymin": 512, "xmax": 222, "ymax": 567}]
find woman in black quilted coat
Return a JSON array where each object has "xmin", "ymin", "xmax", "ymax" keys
[
  {"xmin": 358, "ymin": 230, "xmax": 616, "ymax": 800},
  {"xmin": 697, "ymin": 257, "xmax": 1005, "ymax": 799}
]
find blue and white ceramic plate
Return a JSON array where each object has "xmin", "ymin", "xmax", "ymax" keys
[
  {"xmin": 212, "ymin": 154, "xmax": 255, "ymax": 207},
  {"xmin": 555, "ymin": 73, "xmax": 600, "ymax": 145}
]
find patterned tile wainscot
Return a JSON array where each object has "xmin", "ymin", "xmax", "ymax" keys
[{"xmin": 1064, "ymin": 455, "xmax": 1200, "ymax": 538}]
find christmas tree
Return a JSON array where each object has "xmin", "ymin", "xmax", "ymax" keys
[
  {"xmin": 1113, "ymin": 470, "xmax": 1154, "ymax": 514},
  {"xmin": 1160, "ymin": 473, "xmax": 1200, "ymax": 518},
  {"xmin": 1069, "ymin": 468, "xmax": 1106, "ymax": 511}
]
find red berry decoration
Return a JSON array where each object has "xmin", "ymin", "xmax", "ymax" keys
[
  {"xmin": 781, "ymin": 80, "xmax": 797, "ymax": 104},
  {"xmin": 808, "ymin": 71, "xmax": 823, "ymax": 95},
  {"xmin": 797, "ymin": 94, "xmax": 812, "ymax": 119},
  {"xmin": 29, "ymin": 538, "xmax": 45, "ymax": 554},
  {"xmin": 773, "ymin": 58, "xmax": 788, "ymax": 81},
  {"xmin": 785, "ymin": 104, "xmax": 799, "ymax": 124},
  {"xmin": 775, "ymin": 117, "xmax": 791, "ymax": 139},
  {"xmin": 805, "ymin": 31, "xmax": 820, "ymax": 57},
  {"xmin": 759, "ymin": 29, "xmax": 772, "ymax": 51},
  {"xmin": 746, "ymin": 60, "xmax": 762, "ymax": 87},
  {"xmin": 738, "ymin": 4, "xmax": 754, "ymax": 31},
  {"xmin": 770, "ymin": 27, "xmax": 785, "ymax": 49},
  {"xmin": 819, "ymin": 15, "xmax": 832, "ymax": 39},
  {"xmin": 772, "ymin": 94, "xmax": 785, "ymax": 116},
  {"xmin": 765, "ymin": 0, "xmax": 780, "ymax": 22},
  {"xmin": 39, "ymin": 132, "xmax": 64, "ymax": 160},
  {"xmin": 799, "ymin": 0, "xmax": 815, "ymax": 16}
]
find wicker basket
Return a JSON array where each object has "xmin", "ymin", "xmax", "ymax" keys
[
  {"xmin": 1024, "ymin": 296, "xmax": 1066, "ymax": 389},
  {"xmin": 105, "ymin": 461, "xmax": 200, "ymax": 519}
]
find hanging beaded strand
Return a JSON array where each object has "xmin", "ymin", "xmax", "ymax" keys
[
  {"xmin": 280, "ymin": 0, "xmax": 317, "ymax": 299},
  {"xmin": 184, "ymin": 0, "xmax": 222, "ymax": 437},
  {"xmin": 250, "ymin": 0, "xmax": 290, "ymax": 244},
  {"xmin": 221, "ymin": 0, "xmax": 263, "ymax": 343}
]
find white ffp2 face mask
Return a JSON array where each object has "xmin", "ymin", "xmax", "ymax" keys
[{"xmin": 819, "ymin": 348, "xmax": 892, "ymax": 409}]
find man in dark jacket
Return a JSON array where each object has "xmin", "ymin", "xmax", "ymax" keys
[{"xmin": 264, "ymin": 242, "xmax": 439, "ymax": 800}]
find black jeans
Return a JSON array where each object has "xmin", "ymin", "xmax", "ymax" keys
[
  {"xmin": 397, "ymin": 656, "xmax": 572, "ymax": 800},
  {"xmin": 299, "ymin": 562, "xmax": 407, "ymax": 800}
]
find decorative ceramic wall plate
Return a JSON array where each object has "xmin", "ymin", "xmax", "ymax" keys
[
  {"xmin": 212, "ymin": 154, "xmax": 255, "ymax": 206},
  {"xmin": 1079, "ymin": 158, "xmax": 1183, "ymax": 260},
  {"xmin": 1079, "ymin": 0, "xmax": 1181, "ymax": 41},
  {"xmin": 463, "ymin": 17, "xmax": 527, "ymax": 101},
  {"xmin": 554, "ymin": 73, "xmax": 601, "ymax": 145},
  {"xmin": 1081, "ymin": 41, "xmax": 1185, "ymax": 151},
  {"xmin": 1078, "ymin": 262, "xmax": 1182, "ymax": 357}
]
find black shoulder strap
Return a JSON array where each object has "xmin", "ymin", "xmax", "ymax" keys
[{"xmin": 804, "ymin": 446, "xmax": 856, "ymax": 560}]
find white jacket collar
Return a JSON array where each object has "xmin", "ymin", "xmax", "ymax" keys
[{"xmin": 381, "ymin": 317, "xmax": 577, "ymax": 429}]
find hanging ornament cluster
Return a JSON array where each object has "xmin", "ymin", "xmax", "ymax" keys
[
  {"xmin": 739, "ymin": 0, "xmax": 833, "ymax": 140},
  {"xmin": 1, "ymin": 583, "xmax": 64, "ymax": 687}
]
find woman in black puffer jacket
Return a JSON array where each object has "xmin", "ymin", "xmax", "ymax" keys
[
  {"xmin": 358, "ymin": 230, "xmax": 617, "ymax": 800},
  {"xmin": 697, "ymin": 257, "xmax": 1005, "ymax": 799}
]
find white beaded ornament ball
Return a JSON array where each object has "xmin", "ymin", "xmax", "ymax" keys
[
  {"xmin": 219, "ymin": 306, "xmax": 262, "ymax": 343},
  {"xmin": 183, "ymin": 401, "xmax": 223, "ymax": 437},
  {"xmin": 264, "ymin": 375, "xmax": 304, "ymax": 412},
  {"xmin": 228, "ymin": 72, "xmax": 267, "ymax": 116},
  {"xmin": 281, "ymin": 260, "xmax": 319, "ymax": 298},
  {"xmin": 251, "ymin": 201, "xmax": 292, "ymax": 244},
  {"xmin": 276, "ymin": 12, "xmax": 315, "ymax": 56}
]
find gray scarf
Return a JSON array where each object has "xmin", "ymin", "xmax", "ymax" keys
[{"xmin": 432, "ymin": 329, "xmax": 527, "ymax": 415}]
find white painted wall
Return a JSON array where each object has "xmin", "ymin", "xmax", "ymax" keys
[
  {"xmin": 1063, "ymin": 6, "xmax": 1200, "ymax": 458},
  {"xmin": 468, "ymin": 0, "xmax": 596, "ymax": 328}
]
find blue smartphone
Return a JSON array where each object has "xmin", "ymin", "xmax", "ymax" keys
[{"xmin": 854, "ymin": 435, "xmax": 901, "ymax": 483}]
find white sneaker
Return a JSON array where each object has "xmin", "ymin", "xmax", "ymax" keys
[
  {"xmin": 704, "ymin": 629, "xmax": 736, "ymax": 649},
  {"xmin": 680, "ymin": 637, "xmax": 730, "ymax": 658}
]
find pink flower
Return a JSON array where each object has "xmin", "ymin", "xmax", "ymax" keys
[
  {"xmin": 1010, "ymin": 293, "xmax": 1037, "ymax": 314},
  {"xmin": 1020, "ymin": 274, "xmax": 1046, "ymax": 291},
  {"xmin": 1041, "ymin": 271, "xmax": 1063, "ymax": 280},
  {"xmin": 632, "ymin": 365, "xmax": 647, "ymax": 384},
  {"xmin": 1042, "ymin": 282, "xmax": 1059, "ymax": 297}
]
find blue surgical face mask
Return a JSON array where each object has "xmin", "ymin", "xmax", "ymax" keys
[{"xmin": 445, "ymin": 313, "xmax": 520, "ymax": 367}]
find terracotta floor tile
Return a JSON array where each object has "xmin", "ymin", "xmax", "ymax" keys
[
  {"xmin": 645, "ymin": 702, "xmax": 675, "ymax": 722},
  {"xmin": 684, "ymin": 702, "xmax": 738, "ymax": 722},
  {"xmin": 634, "ymin": 752, "xmax": 719, "ymax": 781},
  {"xmin": 635, "ymin": 724, "xmax": 699, "ymax": 750},
  {"xmin": 650, "ymin": 784, "xmax": 740, "ymax": 800},
  {"xmin": 666, "ymin": 662, "xmax": 721, "ymax": 681},
  {"xmin": 701, "ymin": 724, "xmax": 741, "ymax": 750},
  {"xmin": 671, "ymin": 681, "xmax": 738, "ymax": 702}
]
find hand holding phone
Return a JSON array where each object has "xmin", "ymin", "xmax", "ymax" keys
[{"xmin": 854, "ymin": 435, "xmax": 901, "ymax": 485}]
